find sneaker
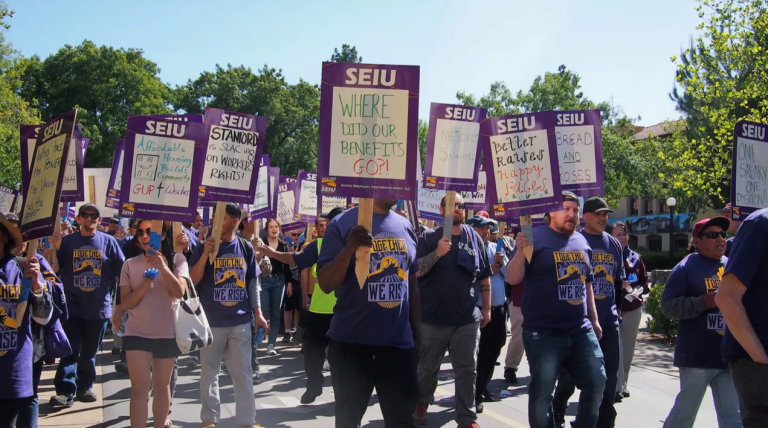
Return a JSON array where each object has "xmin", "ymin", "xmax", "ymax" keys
[
  {"xmin": 186, "ymin": 356, "xmax": 199, "ymax": 369},
  {"xmin": 413, "ymin": 403, "xmax": 428, "ymax": 426},
  {"xmin": 49, "ymin": 394, "xmax": 74, "ymax": 408},
  {"xmin": 621, "ymin": 388, "xmax": 630, "ymax": 398},
  {"xmin": 323, "ymin": 360, "xmax": 330, "ymax": 371},
  {"xmin": 77, "ymin": 390, "xmax": 98, "ymax": 403},
  {"xmin": 475, "ymin": 402, "xmax": 484, "ymax": 413},
  {"xmin": 301, "ymin": 390, "xmax": 320, "ymax": 404},
  {"xmin": 115, "ymin": 361, "xmax": 129, "ymax": 375},
  {"xmin": 253, "ymin": 371, "xmax": 264, "ymax": 384},
  {"xmin": 282, "ymin": 332, "xmax": 292, "ymax": 343},
  {"xmin": 266, "ymin": 344, "xmax": 277, "ymax": 355},
  {"xmin": 482, "ymin": 389, "xmax": 497, "ymax": 402},
  {"xmin": 614, "ymin": 392, "xmax": 623, "ymax": 403},
  {"xmin": 504, "ymin": 367, "xmax": 518, "ymax": 384}
]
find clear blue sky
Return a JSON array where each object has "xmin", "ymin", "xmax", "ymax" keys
[{"xmin": 8, "ymin": 0, "xmax": 701, "ymax": 126}]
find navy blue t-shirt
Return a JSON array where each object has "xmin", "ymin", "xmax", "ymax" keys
[
  {"xmin": 517, "ymin": 226, "xmax": 594, "ymax": 335},
  {"xmin": 725, "ymin": 236, "xmax": 734, "ymax": 258},
  {"xmin": 580, "ymin": 231, "xmax": 623, "ymax": 327},
  {"xmin": 663, "ymin": 253, "xmax": 727, "ymax": 369},
  {"xmin": 722, "ymin": 209, "xmax": 768, "ymax": 363},
  {"xmin": 294, "ymin": 240, "xmax": 319, "ymax": 272},
  {"xmin": 57, "ymin": 231, "xmax": 125, "ymax": 320},
  {"xmin": 318, "ymin": 208, "xmax": 419, "ymax": 349},
  {"xmin": 191, "ymin": 236, "xmax": 259, "ymax": 328}
]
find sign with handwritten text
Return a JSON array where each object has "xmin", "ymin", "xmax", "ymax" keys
[
  {"xmin": 249, "ymin": 155, "xmax": 272, "ymax": 219},
  {"xmin": 731, "ymin": 120, "xmax": 768, "ymax": 220},
  {"xmin": 295, "ymin": 170, "xmax": 319, "ymax": 223},
  {"xmin": 462, "ymin": 163, "xmax": 488, "ymax": 210},
  {"xmin": 120, "ymin": 116, "xmax": 206, "ymax": 222},
  {"xmin": 20, "ymin": 110, "xmax": 78, "ymax": 241},
  {"xmin": 480, "ymin": 111, "xmax": 562, "ymax": 216},
  {"xmin": 277, "ymin": 176, "xmax": 303, "ymax": 231},
  {"xmin": 20, "ymin": 125, "xmax": 41, "ymax": 191},
  {"xmin": 424, "ymin": 103, "xmax": 486, "ymax": 191},
  {"xmin": 60, "ymin": 125, "xmax": 86, "ymax": 202},
  {"xmin": 318, "ymin": 62, "xmax": 419, "ymax": 200},
  {"xmin": 199, "ymin": 108, "xmax": 266, "ymax": 203},
  {"xmin": 554, "ymin": 110, "xmax": 603, "ymax": 195},
  {"xmin": 105, "ymin": 139, "xmax": 125, "ymax": 209},
  {"xmin": 0, "ymin": 186, "xmax": 17, "ymax": 214}
]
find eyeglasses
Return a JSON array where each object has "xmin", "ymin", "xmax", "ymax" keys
[
  {"xmin": 440, "ymin": 203, "xmax": 466, "ymax": 210},
  {"xmin": 291, "ymin": 233, "xmax": 300, "ymax": 237},
  {"xmin": 79, "ymin": 213, "xmax": 99, "ymax": 220},
  {"xmin": 700, "ymin": 231, "xmax": 727, "ymax": 239}
]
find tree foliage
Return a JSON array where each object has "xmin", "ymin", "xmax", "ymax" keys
[
  {"xmin": 669, "ymin": 0, "xmax": 768, "ymax": 206},
  {"xmin": 173, "ymin": 64, "xmax": 320, "ymax": 176},
  {"xmin": 330, "ymin": 44, "xmax": 362, "ymax": 63},
  {"xmin": 16, "ymin": 40, "xmax": 173, "ymax": 168}
]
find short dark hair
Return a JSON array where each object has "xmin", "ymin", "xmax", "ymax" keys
[
  {"xmin": 214, "ymin": 202, "xmax": 242, "ymax": 219},
  {"xmin": 128, "ymin": 218, "xmax": 139, "ymax": 229}
]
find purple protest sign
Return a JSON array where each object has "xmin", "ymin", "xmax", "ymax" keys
[
  {"xmin": 60, "ymin": 125, "xmax": 85, "ymax": 202},
  {"xmin": 199, "ymin": 108, "xmax": 267, "ymax": 204},
  {"xmin": 554, "ymin": 110, "xmax": 604, "ymax": 195},
  {"xmin": 249, "ymin": 155, "xmax": 272, "ymax": 218},
  {"xmin": 277, "ymin": 176, "xmax": 303, "ymax": 231},
  {"xmin": 81, "ymin": 138, "xmax": 90, "ymax": 155},
  {"xmin": 119, "ymin": 115, "xmax": 207, "ymax": 222},
  {"xmin": 0, "ymin": 185, "xmax": 17, "ymax": 214},
  {"xmin": 105, "ymin": 139, "xmax": 125, "ymax": 209},
  {"xmin": 317, "ymin": 62, "xmax": 419, "ymax": 200},
  {"xmin": 134, "ymin": 114, "xmax": 204, "ymax": 123},
  {"xmin": 20, "ymin": 110, "xmax": 78, "ymax": 241},
  {"xmin": 480, "ymin": 111, "xmax": 563, "ymax": 216},
  {"xmin": 423, "ymin": 103, "xmax": 486, "ymax": 191},
  {"xmin": 731, "ymin": 120, "xmax": 768, "ymax": 220},
  {"xmin": 461, "ymin": 162, "xmax": 488, "ymax": 210},
  {"xmin": 294, "ymin": 170, "xmax": 319, "ymax": 223},
  {"xmin": 20, "ymin": 125, "xmax": 41, "ymax": 191}
]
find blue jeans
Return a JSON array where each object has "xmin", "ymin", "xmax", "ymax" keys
[
  {"xmin": 523, "ymin": 328, "xmax": 606, "ymax": 428},
  {"xmin": 54, "ymin": 317, "xmax": 108, "ymax": 397},
  {"xmin": 16, "ymin": 358, "xmax": 44, "ymax": 428},
  {"xmin": 663, "ymin": 367, "xmax": 742, "ymax": 428},
  {"xmin": 260, "ymin": 275, "xmax": 285, "ymax": 346}
]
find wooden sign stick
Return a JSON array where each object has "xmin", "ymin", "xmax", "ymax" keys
[
  {"xmin": 172, "ymin": 221, "xmax": 185, "ymax": 253},
  {"xmin": 306, "ymin": 222, "xmax": 315, "ymax": 247},
  {"xmin": 209, "ymin": 201, "xmax": 227, "ymax": 263},
  {"xmin": 442, "ymin": 191, "xmax": 456, "ymax": 238},
  {"xmin": 88, "ymin": 175, "xmax": 96, "ymax": 204},
  {"xmin": 52, "ymin": 209, "xmax": 62, "ymax": 250},
  {"xmin": 519, "ymin": 215, "xmax": 534, "ymax": 262},
  {"xmin": 355, "ymin": 198, "xmax": 373, "ymax": 289}
]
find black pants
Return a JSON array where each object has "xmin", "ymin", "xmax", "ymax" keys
[
  {"xmin": 553, "ymin": 324, "xmax": 619, "ymax": 428},
  {"xmin": 475, "ymin": 304, "xmax": 508, "ymax": 403},
  {"xmin": 731, "ymin": 358, "xmax": 768, "ymax": 427},
  {"xmin": 304, "ymin": 311, "xmax": 333, "ymax": 394},
  {"xmin": 329, "ymin": 340, "xmax": 418, "ymax": 428},
  {"xmin": 0, "ymin": 396, "xmax": 34, "ymax": 428}
]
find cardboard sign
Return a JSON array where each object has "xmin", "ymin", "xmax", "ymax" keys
[
  {"xmin": 249, "ymin": 155, "xmax": 272, "ymax": 219},
  {"xmin": 461, "ymin": 163, "xmax": 488, "ymax": 210},
  {"xmin": 200, "ymin": 108, "xmax": 267, "ymax": 204},
  {"xmin": 20, "ymin": 110, "xmax": 78, "ymax": 241},
  {"xmin": 423, "ymin": 103, "xmax": 486, "ymax": 191},
  {"xmin": 277, "ymin": 176, "xmax": 302, "ymax": 231},
  {"xmin": 105, "ymin": 139, "xmax": 125, "ymax": 209},
  {"xmin": 0, "ymin": 186, "xmax": 17, "ymax": 214},
  {"xmin": 321, "ymin": 195, "xmax": 348, "ymax": 215},
  {"xmin": 318, "ymin": 62, "xmax": 419, "ymax": 200},
  {"xmin": 731, "ymin": 120, "xmax": 768, "ymax": 220},
  {"xmin": 119, "ymin": 116, "xmax": 207, "ymax": 221},
  {"xmin": 480, "ymin": 111, "xmax": 562, "ymax": 216},
  {"xmin": 268, "ymin": 167, "xmax": 280, "ymax": 219},
  {"xmin": 294, "ymin": 170, "xmax": 319, "ymax": 223},
  {"xmin": 554, "ymin": 110, "xmax": 604, "ymax": 195},
  {"xmin": 60, "ymin": 125, "xmax": 86, "ymax": 202},
  {"xmin": 20, "ymin": 125, "xmax": 41, "ymax": 191}
]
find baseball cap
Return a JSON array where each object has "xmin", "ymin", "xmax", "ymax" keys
[
  {"xmin": 0, "ymin": 212, "xmax": 22, "ymax": 249},
  {"xmin": 583, "ymin": 197, "xmax": 614, "ymax": 214},
  {"xmin": 489, "ymin": 220, "xmax": 499, "ymax": 234},
  {"xmin": 476, "ymin": 211, "xmax": 490, "ymax": 219},
  {"xmin": 466, "ymin": 215, "xmax": 492, "ymax": 228},
  {"xmin": 722, "ymin": 203, "xmax": 732, "ymax": 212},
  {"xmin": 78, "ymin": 203, "xmax": 101, "ymax": 217},
  {"xmin": 109, "ymin": 216, "xmax": 120, "ymax": 224},
  {"xmin": 692, "ymin": 216, "xmax": 730, "ymax": 238}
]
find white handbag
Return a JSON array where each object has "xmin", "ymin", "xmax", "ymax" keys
[{"xmin": 174, "ymin": 282, "xmax": 213, "ymax": 354}]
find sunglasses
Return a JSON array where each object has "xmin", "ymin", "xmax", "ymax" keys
[
  {"xmin": 291, "ymin": 233, "xmax": 300, "ymax": 237},
  {"xmin": 136, "ymin": 228, "xmax": 165, "ymax": 237},
  {"xmin": 441, "ymin": 203, "xmax": 466, "ymax": 210},
  {"xmin": 700, "ymin": 231, "xmax": 727, "ymax": 239},
  {"xmin": 79, "ymin": 213, "xmax": 99, "ymax": 220}
]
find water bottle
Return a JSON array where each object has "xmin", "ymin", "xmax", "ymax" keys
[{"xmin": 255, "ymin": 327, "xmax": 265, "ymax": 345}]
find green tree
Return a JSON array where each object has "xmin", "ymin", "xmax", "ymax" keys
[
  {"xmin": 16, "ymin": 40, "xmax": 173, "ymax": 168},
  {"xmin": 0, "ymin": 2, "xmax": 39, "ymax": 187},
  {"xmin": 173, "ymin": 64, "xmax": 320, "ymax": 176},
  {"xmin": 669, "ymin": 0, "xmax": 768, "ymax": 207},
  {"xmin": 330, "ymin": 44, "xmax": 363, "ymax": 63}
]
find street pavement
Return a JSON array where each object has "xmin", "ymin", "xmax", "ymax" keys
[{"xmin": 34, "ymin": 318, "xmax": 725, "ymax": 428}]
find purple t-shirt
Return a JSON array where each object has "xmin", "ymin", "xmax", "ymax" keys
[
  {"xmin": 722, "ymin": 209, "xmax": 768, "ymax": 363},
  {"xmin": 318, "ymin": 208, "xmax": 419, "ymax": 349},
  {"xmin": 579, "ymin": 231, "xmax": 623, "ymax": 327},
  {"xmin": 191, "ymin": 236, "xmax": 259, "ymax": 328},
  {"xmin": 517, "ymin": 226, "xmax": 594, "ymax": 335},
  {"xmin": 57, "ymin": 231, "xmax": 125, "ymax": 320}
]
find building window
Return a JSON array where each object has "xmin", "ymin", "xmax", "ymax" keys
[
  {"xmin": 648, "ymin": 234, "xmax": 662, "ymax": 251},
  {"xmin": 643, "ymin": 198, "xmax": 655, "ymax": 215},
  {"xmin": 630, "ymin": 197, "xmax": 639, "ymax": 216},
  {"xmin": 674, "ymin": 233, "xmax": 689, "ymax": 252},
  {"xmin": 629, "ymin": 235, "xmax": 639, "ymax": 249},
  {"xmin": 661, "ymin": 203, "xmax": 669, "ymax": 214}
]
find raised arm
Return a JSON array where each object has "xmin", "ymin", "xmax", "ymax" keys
[{"xmin": 317, "ymin": 225, "xmax": 372, "ymax": 294}]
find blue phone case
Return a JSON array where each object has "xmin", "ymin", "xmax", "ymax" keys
[{"xmin": 149, "ymin": 232, "xmax": 162, "ymax": 253}]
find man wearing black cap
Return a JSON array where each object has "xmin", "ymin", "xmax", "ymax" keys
[
  {"xmin": 554, "ymin": 197, "xmax": 624, "ymax": 428},
  {"xmin": 49, "ymin": 203, "xmax": 125, "ymax": 408},
  {"xmin": 256, "ymin": 206, "xmax": 345, "ymax": 404},
  {"xmin": 414, "ymin": 194, "xmax": 492, "ymax": 428},
  {"xmin": 506, "ymin": 192, "xmax": 606, "ymax": 428},
  {"xmin": 662, "ymin": 216, "xmax": 741, "ymax": 427}
]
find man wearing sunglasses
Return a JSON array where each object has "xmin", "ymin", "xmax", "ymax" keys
[
  {"xmin": 48, "ymin": 203, "xmax": 125, "ymax": 408},
  {"xmin": 661, "ymin": 216, "xmax": 741, "ymax": 427}
]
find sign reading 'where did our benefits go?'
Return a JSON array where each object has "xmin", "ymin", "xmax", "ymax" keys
[
  {"xmin": 120, "ymin": 116, "xmax": 207, "ymax": 222},
  {"xmin": 318, "ymin": 62, "xmax": 419, "ymax": 200}
]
